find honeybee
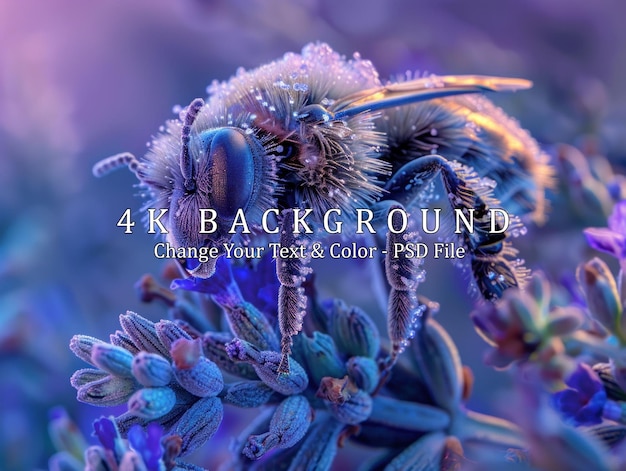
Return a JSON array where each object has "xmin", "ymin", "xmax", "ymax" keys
[{"xmin": 94, "ymin": 43, "xmax": 552, "ymax": 372}]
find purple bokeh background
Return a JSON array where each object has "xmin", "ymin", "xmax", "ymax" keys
[{"xmin": 1, "ymin": 0, "xmax": 626, "ymax": 469}]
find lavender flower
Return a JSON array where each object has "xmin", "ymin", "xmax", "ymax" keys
[
  {"xmin": 553, "ymin": 363, "xmax": 608, "ymax": 426},
  {"xmin": 68, "ymin": 254, "xmax": 535, "ymax": 470},
  {"xmin": 69, "ymin": 312, "xmax": 225, "ymax": 458},
  {"xmin": 49, "ymin": 414, "xmax": 192, "ymax": 471},
  {"xmin": 584, "ymin": 200, "xmax": 626, "ymax": 260}
]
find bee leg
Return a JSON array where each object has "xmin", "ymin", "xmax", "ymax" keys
[
  {"xmin": 369, "ymin": 203, "xmax": 425, "ymax": 390},
  {"xmin": 275, "ymin": 209, "xmax": 309, "ymax": 374},
  {"xmin": 383, "ymin": 154, "xmax": 526, "ymax": 300}
]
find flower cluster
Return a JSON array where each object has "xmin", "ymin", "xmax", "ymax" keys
[
  {"xmin": 59, "ymin": 252, "xmax": 535, "ymax": 470},
  {"xmin": 51, "ymin": 129, "xmax": 626, "ymax": 469}
]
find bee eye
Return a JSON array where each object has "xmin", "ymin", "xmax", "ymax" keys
[{"xmin": 208, "ymin": 128, "xmax": 256, "ymax": 218}]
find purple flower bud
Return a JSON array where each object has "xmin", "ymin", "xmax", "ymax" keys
[
  {"xmin": 170, "ymin": 396, "xmax": 223, "ymax": 456},
  {"xmin": 127, "ymin": 423, "xmax": 164, "ymax": 471},
  {"xmin": 127, "ymin": 388, "xmax": 177, "ymax": 420},
  {"xmin": 301, "ymin": 332, "xmax": 346, "ymax": 385},
  {"xmin": 77, "ymin": 376, "xmax": 136, "ymax": 407},
  {"xmin": 173, "ymin": 356, "xmax": 224, "ymax": 397},
  {"xmin": 91, "ymin": 344, "xmax": 134, "ymax": 378},
  {"xmin": 346, "ymin": 356, "xmax": 380, "ymax": 394},
  {"xmin": 93, "ymin": 416, "xmax": 119, "ymax": 452},
  {"xmin": 226, "ymin": 338, "xmax": 308, "ymax": 395},
  {"xmin": 287, "ymin": 415, "xmax": 344, "ymax": 470},
  {"xmin": 326, "ymin": 300, "xmax": 380, "ymax": 358},
  {"xmin": 69, "ymin": 335, "xmax": 105, "ymax": 366},
  {"xmin": 412, "ymin": 318, "xmax": 463, "ymax": 411},
  {"xmin": 119, "ymin": 312, "xmax": 170, "ymax": 358},
  {"xmin": 243, "ymin": 395, "xmax": 313, "ymax": 459},
  {"xmin": 201, "ymin": 332, "xmax": 258, "ymax": 379},
  {"xmin": 577, "ymin": 258, "xmax": 622, "ymax": 332},
  {"xmin": 169, "ymin": 338, "xmax": 224, "ymax": 397},
  {"xmin": 584, "ymin": 201, "xmax": 626, "ymax": 259},
  {"xmin": 223, "ymin": 381, "xmax": 275, "ymax": 408},
  {"xmin": 223, "ymin": 301, "xmax": 280, "ymax": 352},
  {"xmin": 70, "ymin": 368, "xmax": 108, "ymax": 389},
  {"xmin": 326, "ymin": 389, "xmax": 372, "ymax": 425},
  {"xmin": 155, "ymin": 320, "xmax": 191, "ymax": 353},
  {"xmin": 584, "ymin": 227, "xmax": 626, "ymax": 260},
  {"xmin": 110, "ymin": 330, "xmax": 140, "ymax": 354},
  {"xmin": 132, "ymin": 352, "xmax": 173, "ymax": 387}
]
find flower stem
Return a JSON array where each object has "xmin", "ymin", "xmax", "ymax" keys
[{"xmin": 450, "ymin": 409, "xmax": 525, "ymax": 449}]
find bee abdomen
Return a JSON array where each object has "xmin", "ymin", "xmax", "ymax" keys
[{"xmin": 379, "ymin": 95, "xmax": 553, "ymax": 223}]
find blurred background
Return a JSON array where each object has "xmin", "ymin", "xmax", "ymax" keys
[{"xmin": 2, "ymin": 0, "xmax": 626, "ymax": 469}]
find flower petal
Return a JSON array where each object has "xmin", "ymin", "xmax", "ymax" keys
[
  {"xmin": 583, "ymin": 227, "xmax": 626, "ymax": 259},
  {"xmin": 568, "ymin": 363, "xmax": 602, "ymax": 396},
  {"xmin": 608, "ymin": 200, "xmax": 626, "ymax": 234}
]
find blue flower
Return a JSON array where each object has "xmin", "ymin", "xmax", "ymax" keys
[
  {"xmin": 93, "ymin": 416, "xmax": 118, "ymax": 452},
  {"xmin": 171, "ymin": 255, "xmax": 279, "ymax": 318},
  {"xmin": 127, "ymin": 423, "xmax": 164, "ymax": 471},
  {"xmin": 584, "ymin": 200, "xmax": 626, "ymax": 259},
  {"xmin": 553, "ymin": 363, "xmax": 607, "ymax": 426}
]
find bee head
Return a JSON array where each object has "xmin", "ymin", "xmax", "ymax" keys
[{"xmin": 168, "ymin": 99, "xmax": 268, "ymax": 278}]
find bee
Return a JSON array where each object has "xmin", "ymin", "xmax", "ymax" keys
[{"xmin": 94, "ymin": 43, "xmax": 553, "ymax": 372}]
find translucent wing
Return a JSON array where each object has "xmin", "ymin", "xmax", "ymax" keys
[{"xmin": 331, "ymin": 75, "xmax": 532, "ymax": 119}]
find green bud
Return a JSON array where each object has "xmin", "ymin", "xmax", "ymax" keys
[{"xmin": 577, "ymin": 258, "xmax": 622, "ymax": 335}]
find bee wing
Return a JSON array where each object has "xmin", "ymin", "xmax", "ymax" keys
[{"xmin": 332, "ymin": 75, "xmax": 532, "ymax": 119}]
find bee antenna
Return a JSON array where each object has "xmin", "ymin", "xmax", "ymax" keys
[
  {"xmin": 92, "ymin": 152, "xmax": 144, "ymax": 180},
  {"xmin": 180, "ymin": 98, "xmax": 205, "ymax": 191}
]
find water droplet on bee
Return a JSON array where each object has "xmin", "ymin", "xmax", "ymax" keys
[
  {"xmin": 172, "ymin": 104, "xmax": 182, "ymax": 114},
  {"xmin": 274, "ymin": 80, "xmax": 290, "ymax": 90},
  {"xmin": 430, "ymin": 128, "xmax": 438, "ymax": 136}
]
